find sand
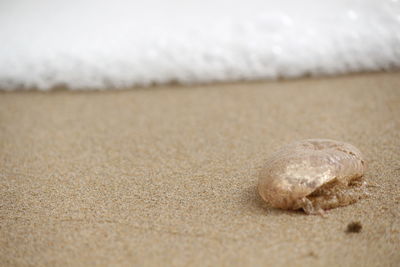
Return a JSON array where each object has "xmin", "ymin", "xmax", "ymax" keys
[{"xmin": 0, "ymin": 72, "xmax": 399, "ymax": 266}]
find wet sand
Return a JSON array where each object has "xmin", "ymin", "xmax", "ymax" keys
[{"xmin": 1, "ymin": 72, "xmax": 399, "ymax": 266}]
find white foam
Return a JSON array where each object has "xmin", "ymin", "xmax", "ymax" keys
[{"xmin": 0, "ymin": 0, "xmax": 399, "ymax": 90}]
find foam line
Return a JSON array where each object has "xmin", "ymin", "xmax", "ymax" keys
[{"xmin": 0, "ymin": 0, "xmax": 399, "ymax": 90}]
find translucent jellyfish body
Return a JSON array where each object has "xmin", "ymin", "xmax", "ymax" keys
[{"xmin": 258, "ymin": 139, "xmax": 366, "ymax": 214}]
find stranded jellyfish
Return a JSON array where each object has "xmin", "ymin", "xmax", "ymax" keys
[{"xmin": 258, "ymin": 139, "xmax": 367, "ymax": 214}]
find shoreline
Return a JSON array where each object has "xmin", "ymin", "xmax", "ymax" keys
[{"xmin": 1, "ymin": 72, "xmax": 399, "ymax": 266}]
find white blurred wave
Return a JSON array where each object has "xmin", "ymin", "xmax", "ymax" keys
[{"xmin": 0, "ymin": 0, "xmax": 399, "ymax": 90}]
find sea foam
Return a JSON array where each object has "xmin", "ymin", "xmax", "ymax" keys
[{"xmin": 0, "ymin": 0, "xmax": 399, "ymax": 90}]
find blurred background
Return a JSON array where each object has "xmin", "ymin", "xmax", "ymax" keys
[{"xmin": 0, "ymin": 0, "xmax": 399, "ymax": 90}]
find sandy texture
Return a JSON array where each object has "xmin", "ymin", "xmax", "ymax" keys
[{"xmin": 1, "ymin": 72, "xmax": 400, "ymax": 266}]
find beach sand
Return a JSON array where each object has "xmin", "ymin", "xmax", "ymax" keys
[{"xmin": 1, "ymin": 72, "xmax": 399, "ymax": 266}]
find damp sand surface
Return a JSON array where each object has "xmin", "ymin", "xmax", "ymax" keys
[{"xmin": 1, "ymin": 72, "xmax": 400, "ymax": 266}]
